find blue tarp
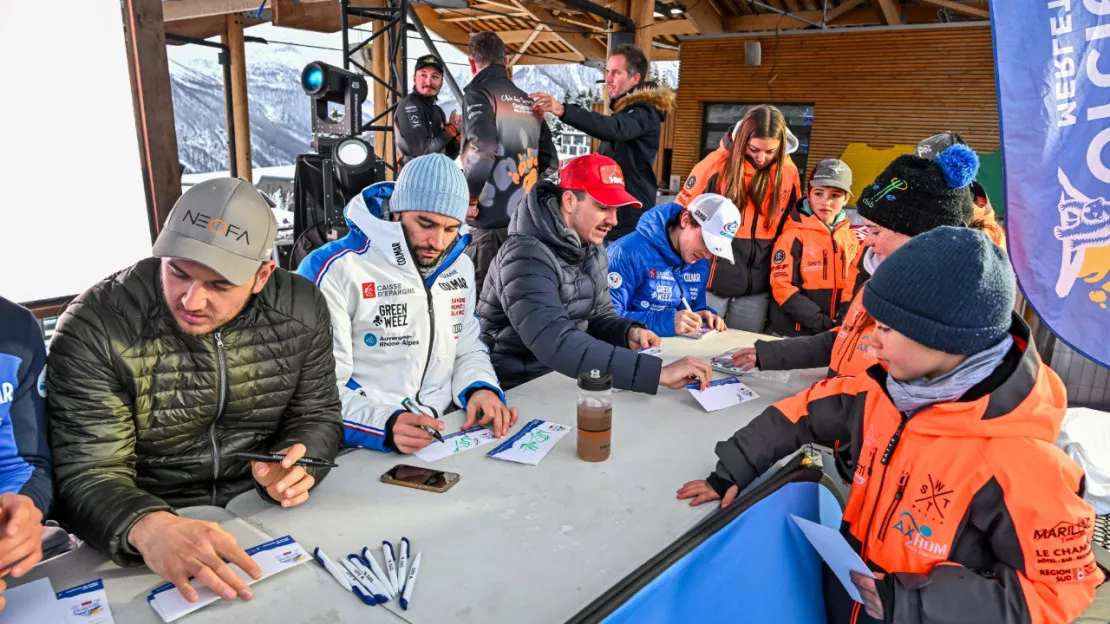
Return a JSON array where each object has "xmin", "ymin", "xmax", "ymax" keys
[{"xmin": 602, "ymin": 481, "xmax": 829, "ymax": 624}]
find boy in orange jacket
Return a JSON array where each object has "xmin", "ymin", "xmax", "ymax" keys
[
  {"xmin": 769, "ymin": 159, "xmax": 861, "ymax": 336},
  {"xmin": 679, "ymin": 227, "xmax": 1104, "ymax": 624}
]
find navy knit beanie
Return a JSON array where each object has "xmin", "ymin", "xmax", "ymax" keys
[
  {"xmin": 857, "ymin": 144, "xmax": 979, "ymax": 237},
  {"xmin": 863, "ymin": 227, "xmax": 1015, "ymax": 354}
]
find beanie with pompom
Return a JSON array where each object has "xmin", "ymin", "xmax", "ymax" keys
[{"xmin": 857, "ymin": 144, "xmax": 980, "ymax": 237}]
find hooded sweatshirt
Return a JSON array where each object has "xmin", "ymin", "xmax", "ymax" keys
[
  {"xmin": 676, "ymin": 128, "xmax": 802, "ymax": 298},
  {"xmin": 708, "ymin": 316, "xmax": 1104, "ymax": 624},
  {"xmin": 476, "ymin": 181, "xmax": 662, "ymax": 392}
]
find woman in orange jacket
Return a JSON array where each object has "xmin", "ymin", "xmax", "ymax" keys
[
  {"xmin": 769, "ymin": 159, "xmax": 861, "ymax": 336},
  {"xmin": 680, "ymin": 227, "xmax": 1104, "ymax": 624},
  {"xmin": 729, "ymin": 144, "xmax": 981, "ymax": 376},
  {"xmin": 676, "ymin": 105, "xmax": 801, "ymax": 333}
]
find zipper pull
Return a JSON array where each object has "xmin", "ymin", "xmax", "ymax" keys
[
  {"xmin": 894, "ymin": 472, "xmax": 910, "ymax": 499},
  {"xmin": 214, "ymin": 332, "xmax": 224, "ymax": 349}
]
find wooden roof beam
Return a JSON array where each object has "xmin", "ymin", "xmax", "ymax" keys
[
  {"xmin": 645, "ymin": 18, "xmax": 699, "ymax": 37},
  {"xmin": 873, "ymin": 0, "xmax": 902, "ymax": 25},
  {"xmin": 514, "ymin": 2, "xmax": 607, "ymax": 61},
  {"xmin": 685, "ymin": 0, "xmax": 724, "ymax": 33},
  {"xmin": 916, "ymin": 0, "xmax": 989, "ymax": 19},
  {"xmin": 723, "ymin": 2, "xmax": 985, "ymax": 30},
  {"xmin": 412, "ymin": 4, "xmax": 471, "ymax": 55},
  {"xmin": 162, "ymin": 0, "xmax": 261, "ymax": 22},
  {"xmin": 826, "ymin": 0, "xmax": 865, "ymax": 22}
]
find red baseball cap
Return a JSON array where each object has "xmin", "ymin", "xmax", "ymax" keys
[{"xmin": 558, "ymin": 154, "xmax": 642, "ymax": 209}]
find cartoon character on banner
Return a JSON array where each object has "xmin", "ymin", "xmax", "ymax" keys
[{"xmin": 1054, "ymin": 169, "xmax": 1110, "ymax": 308}]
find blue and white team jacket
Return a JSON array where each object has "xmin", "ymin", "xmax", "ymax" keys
[
  {"xmin": 0, "ymin": 297, "xmax": 52, "ymax": 514},
  {"xmin": 297, "ymin": 183, "xmax": 505, "ymax": 451},
  {"xmin": 605, "ymin": 203, "xmax": 715, "ymax": 337}
]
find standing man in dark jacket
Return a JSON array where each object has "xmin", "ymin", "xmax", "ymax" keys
[
  {"xmin": 477, "ymin": 154, "xmax": 711, "ymax": 392},
  {"xmin": 0, "ymin": 297, "xmax": 50, "ymax": 588},
  {"xmin": 461, "ymin": 31, "xmax": 558, "ymax": 297},
  {"xmin": 47, "ymin": 179, "xmax": 342, "ymax": 604},
  {"xmin": 394, "ymin": 54, "xmax": 460, "ymax": 167},
  {"xmin": 531, "ymin": 44, "xmax": 674, "ymax": 240}
]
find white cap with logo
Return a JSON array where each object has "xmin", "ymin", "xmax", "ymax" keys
[{"xmin": 687, "ymin": 193, "xmax": 742, "ymax": 264}]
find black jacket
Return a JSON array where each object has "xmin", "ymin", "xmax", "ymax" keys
[
  {"xmin": 47, "ymin": 258, "xmax": 343, "ymax": 565},
  {"xmin": 560, "ymin": 85, "xmax": 675, "ymax": 241},
  {"xmin": 477, "ymin": 181, "xmax": 662, "ymax": 392},
  {"xmin": 394, "ymin": 91, "xmax": 459, "ymax": 165},
  {"xmin": 461, "ymin": 64, "xmax": 558, "ymax": 229}
]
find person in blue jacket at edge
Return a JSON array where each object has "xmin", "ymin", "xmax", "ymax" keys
[
  {"xmin": 606, "ymin": 193, "xmax": 743, "ymax": 336},
  {"xmin": 0, "ymin": 297, "xmax": 51, "ymax": 611}
]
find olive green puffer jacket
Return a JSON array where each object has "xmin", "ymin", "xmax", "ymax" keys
[{"xmin": 47, "ymin": 258, "xmax": 342, "ymax": 565}]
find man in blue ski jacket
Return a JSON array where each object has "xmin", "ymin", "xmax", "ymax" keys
[
  {"xmin": 0, "ymin": 297, "xmax": 51, "ymax": 589},
  {"xmin": 606, "ymin": 194, "xmax": 742, "ymax": 336}
]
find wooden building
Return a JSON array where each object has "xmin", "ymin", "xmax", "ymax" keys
[{"xmin": 669, "ymin": 21, "xmax": 1001, "ymax": 205}]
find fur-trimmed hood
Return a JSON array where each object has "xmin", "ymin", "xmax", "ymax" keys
[{"xmin": 612, "ymin": 84, "xmax": 676, "ymax": 118}]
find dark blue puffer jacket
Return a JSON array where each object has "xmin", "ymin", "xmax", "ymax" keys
[{"xmin": 477, "ymin": 181, "xmax": 663, "ymax": 392}]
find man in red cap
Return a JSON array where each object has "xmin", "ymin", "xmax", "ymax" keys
[{"xmin": 476, "ymin": 154, "xmax": 713, "ymax": 392}]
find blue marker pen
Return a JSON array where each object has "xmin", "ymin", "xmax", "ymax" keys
[
  {"xmin": 340, "ymin": 557, "xmax": 388, "ymax": 604},
  {"xmin": 400, "ymin": 551, "xmax": 422, "ymax": 611},
  {"xmin": 346, "ymin": 554, "xmax": 391, "ymax": 602},
  {"xmin": 360, "ymin": 547, "xmax": 396, "ymax": 595},
  {"xmin": 397, "ymin": 537, "xmax": 411, "ymax": 595},
  {"xmin": 383, "ymin": 541, "xmax": 400, "ymax": 593},
  {"xmin": 314, "ymin": 547, "xmax": 375, "ymax": 606}
]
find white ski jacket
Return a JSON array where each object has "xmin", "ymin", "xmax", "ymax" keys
[{"xmin": 297, "ymin": 182, "xmax": 505, "ymax": 451}]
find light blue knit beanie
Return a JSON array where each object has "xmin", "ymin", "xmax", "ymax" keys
[{"xmin": 390, "ymin": 153, "xmax": 469, "ymax": 223}]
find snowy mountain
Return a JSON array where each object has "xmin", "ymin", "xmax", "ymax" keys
[{"xmin": 168, "ymin": 40, "xmax": 677, "ymax": 175}]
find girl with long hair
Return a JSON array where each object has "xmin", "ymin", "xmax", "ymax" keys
[{"xmin": 676, "ymin": 105, "xmax": 801, "ymax": 333}]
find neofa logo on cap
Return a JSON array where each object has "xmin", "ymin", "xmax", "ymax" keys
[
  {"xmin": 599, "ymin": 164, "xmax": 624, "ymax": 186},
  {"xmin": 180, "ymin": 210, "xmax": 252, "ymax": 245}
]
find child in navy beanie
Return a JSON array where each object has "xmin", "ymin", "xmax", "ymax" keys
[
  {"xmin": 682, "ymin": 230, "xmax": 1103, "ymax": 624},
  {"xmin": 863, "ymin": 226, "xmax": 1014, "ymax": 356}
]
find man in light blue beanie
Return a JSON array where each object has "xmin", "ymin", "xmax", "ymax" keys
[{"xmin": 297, "ymin": 153, "xmax": 518, "ymax": 457}]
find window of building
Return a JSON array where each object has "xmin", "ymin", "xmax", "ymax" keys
[{"xmin": 699, "ymin": 103, "xmax": 814, "ymax": 179}]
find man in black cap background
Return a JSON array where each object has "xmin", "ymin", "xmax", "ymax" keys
[{"xmin": 394, "ymin": 54, "xmax": 460, "ymax": 167}]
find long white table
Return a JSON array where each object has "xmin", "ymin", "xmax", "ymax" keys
[
  {"xmin": 224, "ymin": 330, "xmax": 825, "ymax": 624},
  {"xmin": 10, "ymin": 507, "xmax": 406, "ymax": 624}
]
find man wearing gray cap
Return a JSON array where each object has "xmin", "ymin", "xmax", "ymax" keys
[{"xmin": 47, "ymin": 179, "xmax": 342, "ymax": 604}]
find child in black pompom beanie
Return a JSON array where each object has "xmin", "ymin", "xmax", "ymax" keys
[{"xmin": 856, "ymin": 144, "xmax": 979, "ymax": 237}]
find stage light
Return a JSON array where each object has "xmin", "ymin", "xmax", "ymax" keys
[
  {"xmin": 301, "ymin": 61, "xmax": 367, "ymax": 142},
  {"xmin": 333, "ymin": 136, "xmax": 378, "ymax": 197},
  {"xmin": 669, "ymin": 5, "xmax": 684, "ymax": 14},
  {"xmin": 336, "ymin": 137, "xmax": 370, "ymax": 168},
  {"xmin": 302, "ymin": 65, "xmax": 325, "ymax": 94}
]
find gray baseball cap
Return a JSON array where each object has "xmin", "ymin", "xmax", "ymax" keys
[
  {"xmin": 809, "ymin": 159, "xmax": 853, "ymax": 195},
  {"xmin": 153, "ymin": 178, "xmax": 277, "ymax": 285}
]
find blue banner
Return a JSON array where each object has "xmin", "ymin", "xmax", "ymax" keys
[{"xmin": 992, "ymin": 1, "xmax": 1110, "ymax": 367}]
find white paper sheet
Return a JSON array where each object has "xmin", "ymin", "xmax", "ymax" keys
[
  {"xmin": 0, "ymin": 578, "xmax": 66, "ymax": 624},
  {"xmin": 637, "ymin": 346, "xmax": 664, "ymax": 355},
  {"xmin": 147, "ymin": 535, "xmax": 309, "ymax": 623},
  {"xmin": 56, "ymin": 579, "xmax": 115, "ymax": 624},
  {"xmin": 685, "ymin": 377, "xmax": 760, "ymax": 412},
  {"xmin": 486, "ymin": 419, "xmax": 571, "ymax": 465},
  {"xmin": 791, "ymin": 515, "xmax": 874, "ymax": 603},
  {"xmin": 413, "ymin": 425, "xmax": 499, "ymax": 462}
]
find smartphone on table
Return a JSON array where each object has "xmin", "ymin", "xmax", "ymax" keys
[{"xmin": 381, "ymin": 464, "xmax": 460, "ymax": 493}]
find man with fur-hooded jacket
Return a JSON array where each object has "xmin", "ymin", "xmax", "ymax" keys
[{"xmin": 532, "ymin": 44, "xmax": 675, "ymax": 240}]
